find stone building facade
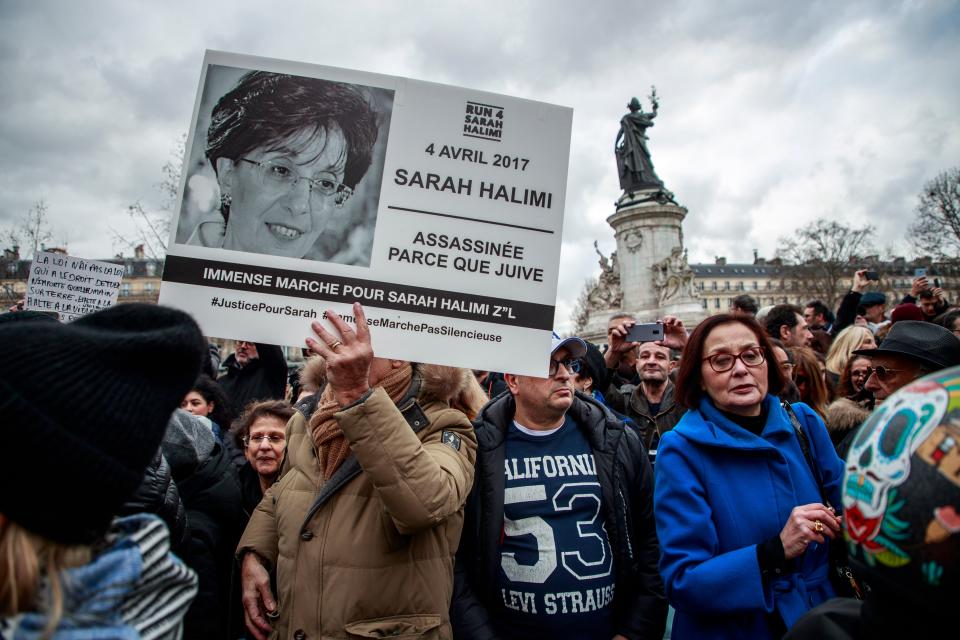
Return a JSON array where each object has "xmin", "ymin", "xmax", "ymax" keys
[{"xmin": 691, "ymin": 255, "xmax": 959, "ymax": 314}]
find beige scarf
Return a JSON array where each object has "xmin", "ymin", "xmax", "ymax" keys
[{"xmin": 309, "ymin": 363, "xmax": 413, "ymax": 480}]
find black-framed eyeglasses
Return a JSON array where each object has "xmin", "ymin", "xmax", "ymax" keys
[
  {"xmin": 864, "ymin": 365, "xmax": 905, "ymax": 382},
  {"xmin": 240, "ymin": 158, "xmax": 354, "ymax": 208},
  {"xmin": 702, "ymin": 346, "xmax": 765, "ymax": 373},
  {"xmin": 548, "ymin": 358, "xmax": 581, "ymax": 377},
  {"xmin": 243, "ymin": 434, "xmax": 285, "ymax": 447}
]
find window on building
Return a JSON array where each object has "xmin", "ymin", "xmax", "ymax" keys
[
  {"xmin": 714, "ymin": 298, "xmax": 721, "ymax": 309},
  {"xmin": 144, "ymin": 282, "xmax": 155, "ymax": 293},
  {"xmin": 724, "ymin": 281, "xmax": 730, "ymax": 290},
  {"xmin": 121, "ymin": 283, "xmax": 131, "ymax": 297},
  {"xmin": 702, "ymin": 299, "xmax": 708, "ymax": 309},
  {"xmin": 712, "ymin": 281, "xmax": 717, "ymax": 291},
  {"xmin": 753, "ymin": 281, "xmax": 758, "ymax": 290}
]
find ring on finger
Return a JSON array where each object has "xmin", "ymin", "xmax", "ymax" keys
[
  {"xmin": 329, "ymin": 340, "xmax": 343, "ymax": 350},
  {"xmin": 814, "ymin": 520, "xmax": 824, "ymax": 534}
]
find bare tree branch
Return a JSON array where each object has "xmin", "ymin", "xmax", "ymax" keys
[
  {"xmin": 776, "ymin": 218, "xmax": 876, "ymax": 307},
  {"xmin": 909, "ymin": 166, "xmax": 960, "ymax": 262},
  {"xmin": 571, "ymin": 276, "xmax": 597, "ymax": 332},
  {"xmin": 114, "ymin": 134, "xmax": 185, "ymax": 259},
  {"xmin": 5, "ymin": 200, "xmax": 56, "ymax": 259}
]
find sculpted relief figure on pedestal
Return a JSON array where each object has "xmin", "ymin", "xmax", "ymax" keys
[
  {"xmin": 586, "ymin": 240, "xmax": 623, "ymax": 311},
  {"xmin": 652, "ymin": 246, "xmax": 696, "ymax": 306}
]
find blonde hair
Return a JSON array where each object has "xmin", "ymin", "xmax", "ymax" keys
[
  {"xmin": 825, "ymin": 325, "xmax": 875, "ymax": 375},
  {"xmin": 0, "ymin": 518, "xmax": 91, "ymax": 638}
]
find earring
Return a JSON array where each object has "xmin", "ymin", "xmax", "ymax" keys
[{"xmin": 220, "ymin": 193, "xmax": 232, "ymax": 207}]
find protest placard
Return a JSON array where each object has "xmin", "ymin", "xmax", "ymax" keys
[
  {"xmin": 160, "ymin": 50, "xmax": 573, "ymax": 376},
  {"xmin": 25, "ymin": 251, "xmax": 124, "ymax": 321}
]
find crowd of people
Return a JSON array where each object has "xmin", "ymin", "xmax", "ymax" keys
[{"xmin": 1, "ymin": 266, "xmax": 959, "ymax": 639}]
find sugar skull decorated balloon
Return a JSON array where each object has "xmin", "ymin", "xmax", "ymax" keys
[{"xmin": 841, "ymin": 368, "xmax": 960, "ymax": 605}]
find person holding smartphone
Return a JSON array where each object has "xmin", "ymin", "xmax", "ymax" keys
[
  {"xmin": 832, "ymin": 269, "xmax": 886, "ymax": 336},
  {"xmin": 603, "ymin": 317, "xmax": 689, "ymax": 454},
  {"xmin": 900, "ymin": 273, "xmax": 952, "ymax": 321}
]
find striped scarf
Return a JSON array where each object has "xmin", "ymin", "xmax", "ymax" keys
[{"xmin": 0, "ymin": 514, "xmax": 197, "ymax": 640}]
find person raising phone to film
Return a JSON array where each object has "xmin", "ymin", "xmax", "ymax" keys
[{"xmin": 603, "ymin": 317, "xmax": 687, "ymax": 455}]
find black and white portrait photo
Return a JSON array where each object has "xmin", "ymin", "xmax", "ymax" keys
[{"xmin": 174, "ymin": 64, "xmax": 393, "ymax": 266}]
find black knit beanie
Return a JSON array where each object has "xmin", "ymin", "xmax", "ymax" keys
[{"xmin": 0, "ymin": 303, "xmax": 207, "ymax": 544}]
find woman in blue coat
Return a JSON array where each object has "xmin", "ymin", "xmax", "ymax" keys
[{"xmin": 653, "ymin": 314, "xmax": 845, "ymax": 638}]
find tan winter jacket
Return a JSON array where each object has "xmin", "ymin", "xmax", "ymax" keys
[{"xmin": 237, "ymin": 366, "xmax": 478, "ymax": 640}]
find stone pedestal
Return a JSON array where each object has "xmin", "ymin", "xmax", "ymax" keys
[{"xmin": 577, "ymin": 188, "xmax": 704, "ymax": 342}]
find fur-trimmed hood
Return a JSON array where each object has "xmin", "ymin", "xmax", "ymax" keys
[
  {"xmin": 298, "ymin": 355, "xmax": 327, "ymax": 393},
  {"xmin": 415, "ymin": 364, "xmax": 487, "ymax": 420},
  {"xmin": 415, "ymin": 363, "xmax": 472, "ymax": 403},
  {"xmin": 825, "ymin": 397, "xmax": 871, "ymax": 436}
]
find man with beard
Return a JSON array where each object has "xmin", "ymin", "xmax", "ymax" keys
[
  {"xmin": 603, "ymin": 318, "xmax": 687, "ymax": 457},
  {"xmin": 765, "ymin": 304, "xmax": 815, "ymax": 349}
]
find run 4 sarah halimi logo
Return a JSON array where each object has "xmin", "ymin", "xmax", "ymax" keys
[{"xmin": 463, "ymin": 101, "xmax": 504, "ymax": 142}]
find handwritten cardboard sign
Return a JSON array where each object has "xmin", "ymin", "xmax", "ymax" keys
[{"xmin": 25, "ymin": 252, "xmax": 124, "ymax": 321}]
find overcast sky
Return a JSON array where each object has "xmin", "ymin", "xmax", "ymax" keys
[{"xmin": 2, "ymin": 0, "xmax": 957, "ymax": 329}]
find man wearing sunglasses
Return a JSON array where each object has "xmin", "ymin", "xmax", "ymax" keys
[
  {"xmin": 851, "ymin": 320, "xmax": 960, "ymax": 403},
  {"xmin": 452, "ymin": 335, "xmax": 667, "ymax": 640}
]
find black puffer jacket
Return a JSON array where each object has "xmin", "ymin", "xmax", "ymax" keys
[
  {"xmin": 162, "ymin": 410, "xmax": 244, "ymax": 640},
  {"xmin": 177, "ymin": 441, "xmax": 244, "ymax": 639},
  {"xmin": 451, "ymin": 391, "xmax": 667, "ymax": 639},
  {"xmin": 217, "ymin": 342, "xmax": 287, "ymax": 415},
  {"xmin": 121, "ymin": 448, "xmax": 189, "ymax": 555},
  {"xmin": 605, "ymin": 380, "xmax": 685, "ymax": 452}
]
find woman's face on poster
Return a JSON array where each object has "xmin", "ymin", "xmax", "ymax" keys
[{"xmin": 216, "ymin": 126, "xmax": 348, "ymax": 259}]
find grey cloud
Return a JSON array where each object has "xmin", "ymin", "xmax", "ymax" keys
[{"xmin": 1, "ymin": 0, "xmax": 958, "ymax": 333}]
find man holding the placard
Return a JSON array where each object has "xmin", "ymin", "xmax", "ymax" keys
[{"xmin": 237, "ymin": 303, "xmax": 479, "ymax": 640}]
